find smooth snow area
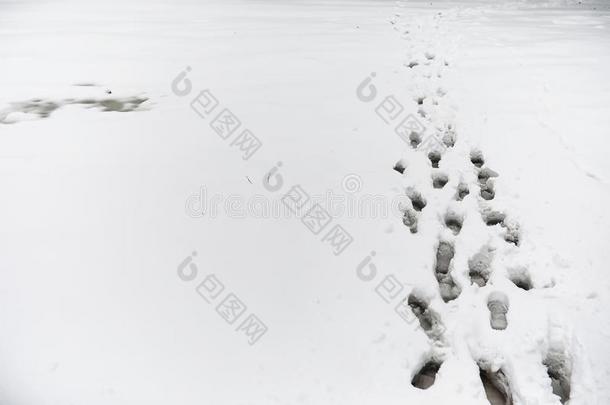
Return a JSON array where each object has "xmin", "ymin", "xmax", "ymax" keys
[{"xmin": 0, "ymin": 0, "xmax": 609, "ymax": 404}]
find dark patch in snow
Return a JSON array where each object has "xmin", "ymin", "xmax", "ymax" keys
[
  {"xmin": 407, "ymin": 293, "xmax": 444, "ymax": 340},
  {"xmin": 402, "ymin": 208, "xmax": 418, "ymax": 234},
  {"xmin": 482, "ymin": 209, "xmax": 506, "ymax": 226},
  {"xmin": 0, "ymin": 96, "xmax": 149, "ymax": 124},
  {"xmin": 479, "ymin": 364, "xmax": 513, "ymax": 405},
  {"xmin": 480, "ymin": 180, "xmax": 496, "ymax": 201},
  {"xmin": 487, "ymin": 291, "xmax": 509, "ymax": 330},
  {"xmin": 501, "ymin": 218, "xmax": 520, "ymax": 246},
  {"xmin": 544, "ymin": 350, "xmax": 572, "ymax": 404},
  {"xmin": 410, "ymin": 132, "xmax": 422, "ymax": 148},
  {"xmin": 432, "ymin": 172, "xmax": 449, "ymax": 189},
  {"xmin": 412, "ymin": 360, "xmax": 442, "ymax": 390},
  {"xmin": 393, "ymin": 159, "xmax": 407, "ymax": 174},
  {"xmin": 478, "ymin": 167, "xmax": 499, "ymax": 184},
  {"xmin": 407, "ymin": 188, "xmax": 427, "ymax": 212},
  {"xmin": 470, "ymin": 149, "xmax": 485, "ymax": 168},
  {"xmin": 444, "ymin": 210, "xmax": 463, "ymax": 235},
  {"xmin": 435, "ymin": 241, "xmax": 461, "ymax": 302},
  {"xmin": 468, "ymin": 247, "xmax": 492, "ymax": 287},
  {"xmin": 508, "ymin": 267, "xmax": 532, "ymax": 291},
  {"xmin": 456, "ymin": 182, "xmax": 470, "ymax": 201},
  {"xmin": 428, "ymin": 150, "xmax": 441, "ymax": 168}
]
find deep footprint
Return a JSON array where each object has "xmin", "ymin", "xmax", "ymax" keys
[
  {"xmin": 456, "ymin": 182, "xmax": 470, "ymax": 201},
  {"xmin": 407, "ymin": 188, "xmax": 427, "ymax": 212},
  {"xmin": 468, "ymin": 246, "xmax": 492, "ymax": 287},
  {"xmin": 482, "ymin": 209, "xmax": 506, "ymax": 226},
  {"xmin": 412, "ymin": 360, "xmax": 442, "ymax": 390},
  {"xmin": 507, "ymin": 267, "xmax": 532, "ymax": 290},
  {"xmin": 444, "ymin": 210, "xmax": 463, "ymax": 235},
  {"xmin": 432, "ymin": 172, "xmax": 449, "ymax": 189},
  {"xmin": 428, "ymin": 150, "xmax": 441, "ymax": 168},
  {"xmin": 403, "ymin": 208, "xmax": 418, "ymax": 233},
  {"xmin": 544, "ymin": 350, "xmax": 572, "ymax": 404},
  {"xmin": 393, "ymin": 159, "xmax": 407, "ymax": 174},
  {"xmin": 410, "ymin": 132, "xmax": 422, "ymax": 148},
  {"xmin": 501, "ymin": 219, "xmax": 520, "ymax": 246},
  {"xmin": 478, "ymin": 167, "xmax": 499, "ymax": 184},
  {"xmin": 407, "ymin": 293, "xmax": 444, "ymax": 340},
  {"xmin": 435, "ymin": 241, "xmax": 461, "ymax": 302},
  {"xmin": 479, "ymin": 365, "xmax": 513, "ymax": 405},
  {"xmin": 470, "ymin": 149, "xmax": 485, "ymax": 168},
  {"xmin": 480, "ymin": 180, "xmax": 495, "ymax": 200},
  {"xmin": 487, "ymin": 291, "xmax": 509, "ymax": 330}
]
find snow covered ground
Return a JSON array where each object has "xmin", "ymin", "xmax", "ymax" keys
[{"xmin": 1, "ymin": 0, "xmax": 609, "ymax": 404}]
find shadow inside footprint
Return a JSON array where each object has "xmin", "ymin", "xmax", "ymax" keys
[
  {"xmin": 482, "ymin": 209, "xmax": 506, "ymax": 226},
  {"xmin": 407, "ymin": 188, "xmax": 427, "ymax": 212},
  {"xmin": 412, "ymin": 360, "xmax": 442, "ymax": 390},
  {"xmin": 432, "ymin": 172, "xmax": 449, "ymax": 189},
  {"xmin": 393, "ymin": 159, "xmax": 407, "ymax": 174},
  {"xmin": 436, "ymin": 241, "xmax": 454, "ymax": 275},
  {"xmin": 444, "ymin": 210, "xmax": 463, "ymax": 235},
  {"xmin": 481, "ymin": 180, "xmax": 495, "ymax": 200},
  {"xmin": 508, "ymin": 267, "xmax": 532, "ymax": 291},
  {"xmin": 468, "ymin": 247, "xmax": 492, "ymax": 287},
  {"xmin": 435, "ymin": 241, "xmax": 461, "ymax": 302},
  {"xmin": 487, "ymin": 291, "xmax": 509, "ymax": 330},
  {"xmin": 428, "ymin": 150, "xmax": 441, "ymax": 168},
  {"xmin": 479, "ymin": 366, "xmax": 513, "ymax": 405},
  {"xmin": 410, "ymin": 132, "xmax": 422, "ymax": 148},
  {"xmin": 501, "ymin": 219, "xmax": 520, "ymax": 246},
  {"xmin": 544, "ymin": 348, "xmax": 572, "ymax": 404},
  {"xmin": 402, "ymin": 208, "xmax": 418, "ymax": 234},
  {"xmin": 456, "ymin": 182, "xmax": 470, "ymax": 201},
  {"xmin": 478, "ymin": 167, "xmax": 499, "ymax": 184},
  {"xmin": 470, "ymin": 149, "xmax": 485, "ymax": 168},
  {"xmin": 407, "ymin": 294, "xmax": 444, "ymax": 340}
]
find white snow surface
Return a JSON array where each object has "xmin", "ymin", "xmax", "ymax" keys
[{"xmin": 1, "ymin": 0, "xmax": 609, "ymax": 404}]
